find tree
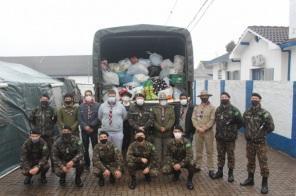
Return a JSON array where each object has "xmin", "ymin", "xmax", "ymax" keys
[{"xmin": 226, "ymin": 41, "xmax": 236, "ymax": 53}]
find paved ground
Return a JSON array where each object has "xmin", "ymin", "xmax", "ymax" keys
[{"xmin": 1, "ymin": 134, "xmax": 296, "ymax": 196}]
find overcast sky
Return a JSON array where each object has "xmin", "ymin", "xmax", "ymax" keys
[{"xmin": 0, "ymin": 0, "xmax": 289, "ymax": 66}]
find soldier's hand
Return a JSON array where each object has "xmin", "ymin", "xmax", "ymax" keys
[
  {"xmin": 143, "ymin": 167, "xmax": 150, "ymax": 174},
  {"xmin": 141, "ymin": 158, "xmax": 148, "ymax": 164},
  {"xmin": 66, "ymin": 160, "xmax": 74, "ymax": 168},
  {"xmin": 103, "ymin": 169, "xmax": 110, "ymax": 177},
  {"xmin": 114, "ymin": 170, "xmax": 122, "ymax": 178},
  {"xmin": 29, "ymin": 166, "xmax": 39, "ymax": 175},
  {"xmin": 160, "ymin": 127, "xmax": 166, "ymax": 132},
  {"xmin": 173, "ymin": 164, "xmax": 181, "ymax": 171}
]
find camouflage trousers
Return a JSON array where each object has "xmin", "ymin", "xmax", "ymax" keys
[
  {"xmin": 127, "ymin": 162, "xmax": 158, "ymax": 176},
  {"xmin": 21, "ymin": 162, "xmax": 50, "ymax": 177},
  {"xmin": 54, "ymin": 160, "xmax": 84, "ymax": 177},
  {"xmin": 246, "ymin": 141, "xmax": 269, "ymax": 177},
  {"xmin": 216, "ymin": 140, "xmax": 235, "ymax": 169}
]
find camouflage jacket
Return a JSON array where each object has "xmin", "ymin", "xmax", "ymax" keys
[
  {"xmin": 52, "ymin": 135, "xmax": 84, "ymax": 167},
  {"xmin": 127, "ymin": 141, "xmax": 158, "ymax": 169},
  {"xmin": 215, "ymin": 103, "xmax": 243, "ymax": 141},
  {"xmin": 152, "ymin": 105, "xmax": 175, "ymax": 138},
  {"xmin": 128, "ymin": 103, "xmax": 154, "ymax": 132},
  {"xmin": 92, "ymin": 141, "xmax": 123, "ymax": 171},
  {"xmin": 20, "ymin": 138, "xmax": 49, "ymax": 169},
  {"xmin": 57, "ymin": 105, "xmax": 79, "ymax": 133},
  {"xmin": 243, "ymin": 105, "xmax": 274, "ymax": 142},
  {"xmin": 30, "ymin": 106, "xmax": 57, "ymax": 137},
  {"xmin": 165, "ymin": 138, "xmax": 194, "ymax": 167}
]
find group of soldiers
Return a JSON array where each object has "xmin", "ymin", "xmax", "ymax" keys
[{"xmin": 20, "ymin": 89, "xmax": 274, "ymax": 194}]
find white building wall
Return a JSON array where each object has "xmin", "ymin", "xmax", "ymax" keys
[
  {"xmin": 240, "ymin": 38, "xmax": 283, "ymax": 80},
  {"xmin": 253, "ymin": 81, "xmax": 293, "ymax": 139}
]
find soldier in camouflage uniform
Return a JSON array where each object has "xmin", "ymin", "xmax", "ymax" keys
[
  {"xmin": 152, "ymin": 93, "xmax": 175, "ymax": 166},
  {"xmin": 240, "ymin": 93, "xmax": 274, "ymax": 194},
  {"xmin": 52, "ymin": 125, "xmax": 84, "ymax": 187},
  {"xmin": 162, "ymin": 126, "xmax": 197, "ymax": 190},
  {"xmin": 212, "ymin": 92, "xmax": 243, "ymax": 182},
  {"xmin": 128, "ymin": 93, "xmax": 154, "ymax": 141},
  {"xmin": 127, "ymin": 129, "xmax": 159, "ymax": 189},
  {"xmin": 92, "ymin": 131, "xmax": 124, "ymax": 186},
  {"xmin": 30, "ymin": 94, "xmax": 57, "ymax": 171},
  {"xmin": 20, "ymin": 128, "xmax": 49, "ymax": 185}
]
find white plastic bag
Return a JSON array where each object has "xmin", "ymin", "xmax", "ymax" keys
[
  {"xmin": 174, "ymin": 55, "xmax": 185, "ymax": 73},
  {"xmin": 133, "ymin": 74, "xmax": 149, "ymax": 84},
  {"xmin": 127, "ymin": 63, "xmax": 149, "ymax": 75},
  {"xmin": 102, "ymin": 71, "xmax": 119, "ymax": 86},
  {"xmin": 149, "ymin": 52, "xmax": 163, "ymax": 66}
]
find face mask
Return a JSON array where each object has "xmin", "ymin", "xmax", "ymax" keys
[
  {"xmin": 136, "ymin": 136, "xmax": 144, "ymax": 143},
  {"xmin": 180, "ymin": 99, "xmax": 188, "ymax": 106},
  {"xmin": 65, "ymin": 100, "xmax": 72, "ymax": 105},
  {"xmin": 108, "ymin": 97, "xmax": 116, "ymax": 104},
  {"xmin": 100, "ymin": 139, "xmax": 108, "ymax": 144},
  {"xmin": 173, "ymin": 132, "xmax": 182, "ymax": 140},
  {"xmin": 31, "ymin": 138, "xmax": 40, "ymax": 143},
  {"xmin": 85, "ymin": 96, "xmax": 92, "ymax": 103},
  {"xmin": 251, "ymin": 100, "xmax": 260, "ymax": 107},
  {"xmin": 40, "ymin": 101, "xmax": 49, "ymax": 108},
  {"xmin": 201, "ymin": 98, "xmax": 208, "ymax": 103},
  {"xmin": 160, "ymin": 100, "xmax": 167, "ymax": 106},
  {"xmin": 221, "ymin": 99, "xmax": 229, "ymax": 105},
  {"xmin": 62, "ymin": 133, "xmax": 71, "ymax": 141},
  {"xmin": 136, "ymin": 99, "xmax": 144, "ymax": 106}
]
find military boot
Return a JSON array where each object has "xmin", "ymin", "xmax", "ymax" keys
[
  {"xmin": 261, "ymin": 177, "xmax": 268, "ymax": 194},
  {"xmin": 212, "ymin": 167, "xmax": 223, "ymax": 179},
  {"xmin": 228, "ymin": 168, "xmax": 234, "ymax": 182},
  {"xmin": 128, "ymin": 175, "xmax": 137, "ymax": 189},
  {"xmin": 240, "ymin": 172, "xmax": 254, "ymax": 186}
]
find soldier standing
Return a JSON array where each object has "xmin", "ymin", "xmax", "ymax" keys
[
  {"xmin": 30, "ymin": 94, "xmax": 57, "ymax": 171},
  {"xmin": 52, "ymin": 125, "xmax": 84, "ymax": 187},
  {"xmin": 20, "ymin": 128, "xmax": 49, "ymax": 185},
  {"xmin": 128, "ymin": 93, "xmax": 153, "ymax": 141},
  {"xmin": 240, "ymin": 93, "xmax": 274, "ymax": 194},
  {"xmin": 92, "ymin": 131, "xmax": 123, "ymax": 186},
  {"xmin": 152, "ymin": 93, "xmax": 175, "ymax": 166},
  {"xmin": 57, "ymin": 93, "xmax": 79, "ymax": 136},
  {"xmin": 127, "ymin": 129, "xmax": 159, "ymax": 189},
  {"xmin": 212, "ymin": 92, "xmax": 243, "ymax": 182},
  {"xmin": 191, "ymin": 90, "xmax": 216, "ymax": 178},
  {"xmin": 162, "ymin": 126, "xmax": 197, "ymax": 190}
]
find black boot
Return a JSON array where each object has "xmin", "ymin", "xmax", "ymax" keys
[
  {"xmin": 128, "ymin": 175, "xmax": 137, "ymax": 189},
  {"xmin": 24, "ymin": 176, "xmax": 32, "ymax": 185},
  {"xmin": 186, "ymin": 172, "xmax": 194, "ymax": 190},
  {"xmin": 228, "ymin": 169, "xmax": 234, "ymax": 183},
  {"xmin": 212, "ymin": 167, "xmax": 223, "ymax": 179},
  {"xmin": 261, "ymin": 177, "xmax": 268, "ymax": 194},
  {"xmin": 75, "ymin": 175, "xmax": 84, "ymax": 187},
  {"xmin": 144, "ymin": 174, "xmax": 151, "ymax": 183},
  {"xmin": 240, "ymin": 172, "xmax": 254, "ymax": 186},
  {"xmin": 110, "ymin": 174, "xmax": 115, "ymax": 184},
  {"xmin": 98, "ymin": 176, "xmax": 105, "ymax": 186},
  {"xmin": 59, "ymin": 174, "xmax": 66, "ymax": 186},
  {"xmin": 172, "ymin": 171, "xmax": 180, "ymax": 181}
]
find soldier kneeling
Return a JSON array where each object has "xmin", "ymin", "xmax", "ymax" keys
[
  {"xmin": 92, "ymin": 131, "xmax": 123, "ymax": 186},
  {"xmin": 53, "ymin": 125, "xmax": 84, "ymax": 187},
  {"xmin": 162, "ymin": 126, "xmax": 197, "ymax": 190},
  {"xmin": 21, "ymin": 128, "xmax": 50, "ymax": 185},
  {"xmin": 127, "ymin": 129, "xmax": 159, "ymax": 189}
]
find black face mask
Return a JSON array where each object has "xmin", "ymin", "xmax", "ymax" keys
[
  {"xmin": 251, "ymin": 100, "xmax": 260, "ymax": 107},
  {"xmin": 201, "ymin": 98, "xmax": 208, "ymax": 103},
  {"xmin": 62, "ymin": 133, "xmax": 71, "ymax": 141},
  {"xmin": 100, "ymin": 139, "xmax": 108, "ymax": 144},
  {"xmin": 221, "ymin": 100, "xmax": 229, "ymax": 105},
  {"xmin": 136, "ymin": 136, "xmax": 144, "ymax": 143},
  {"xmin": 40, "ymin": 101, "xmax": 49, "ymax": 108}
]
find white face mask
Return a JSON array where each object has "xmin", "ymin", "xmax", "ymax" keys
[
  {"xmin": 180, "ymin": 99, "xmax": 188, "ymax": 106},
  {"xmin": 136, "ymin": 98, "xmax": 144, "ymax": 106},
  {"xmin": 160, "ymin": 100, "xmax": 167, "ymax": 106},
  {"xmin": 122, "ymin": 96, "xmax": 130, "ymax": 102},
  {"xmin": 173, "ymin": 132, "xmax": 183, "ymax": 139},
  {"xmin": 108, "ymin": 96, "xmax": 116, "ymax": 104}
]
